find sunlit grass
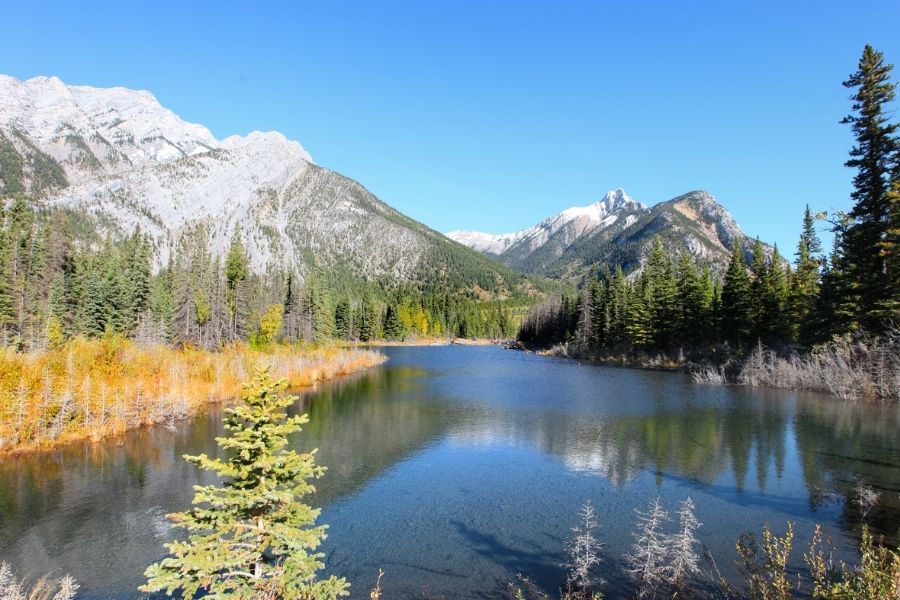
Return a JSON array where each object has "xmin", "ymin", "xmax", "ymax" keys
[{"xmin": 0, "ymin": 336, "xmax": 385, "ymax": 454}]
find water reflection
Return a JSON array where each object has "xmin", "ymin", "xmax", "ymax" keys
[{"xmin": 0, "ymin": 346, "xmax": 897, "ymax": 599}]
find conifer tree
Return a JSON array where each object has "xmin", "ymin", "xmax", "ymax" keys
[
  {"xmin": 626, "ymin": 496, "xmax": 670, "ymax": 600},
  {"xmin": 6, "ymin": 198, "xmax": 34, "ymax": 344},
  {"xmin": 334, "ymin": 299, "xmax": 351, "ymax": 340},
  {"xmin": 0, "ymin": 205, "xmax": 13, "ymax": 344},
  {"xmin": 141, "ymin": 369, "xmax": 349, "ymax": 599},
  {"xmin": 668, "ymin": 497, "xmax": 701, "ymax": 591},
  {"xmin": 885, "ymin": 178, "xmax": 900, "ymax": 314},
  {"xmin": 306, "ymin": 266, "xmax": 335, "ymax": 341},
  {"xmin": 608, "ymin": 265, "xmax": 628, "ymax": 346},
  {"xmin": 589, "ymin": 277, "xmax": 608, "ymax": 347},
  {"xmin": 282, "ymin": 270, "xmax": 299, "ymax": 341},
  {"xmin": 646, "ymin": 240, "xmax": 678, "ymax": 350},
  {"xmin": 790, "ymin": 206, "xmax": 823, "ymax": 346},
  {"xmin": 172, "ymin": 242, "xmax": 199, "ymax": 344},
  {"xmin": 676, "ymin": 252, "xmax": 705, "ymax": 347},
  {"xmin": 764, "ymin": 246, "xmax": 791, "ymax": 344},
  {"xmin": 564, "ymin": 501, "xmax": 603, "ymax": 600},
  {"xmin": 817, "ymin": 216, "xmax": 856, "ymax": 340},
  {"xmin": 574, "ymin": 282, "xmax": 594, "ymax": 352},
  {"xmin": 122, "ymin": 230, "xmax": 152, "ymax": 333},
  {"xmin": 46, "ymin": 272, "xmax": 66, "ymax": 339},
  {"xmin": 225, "ymin": 233, "xmax": 250, "ymax": 336},
  {"xmin": 147, "ymin": 263, "xmax": 175, "ymax": 343},
  {"xmin": 721, "ymin": 246, "xmax": 753, "ymax": 348},
  {"xmin": 625, "ymin": 275, "xmax": 653, "ymax": 350},
  {"xmin": 358, "ymin": 291, "xmax": 377, "ymax": 342},
  {"xmin": 233, "ymin": 276, "xmax": 253, "ymax": 342},
  {"xmin": 840, "ymin": 45, "xmax": 899, "ymax": 330},
  {"xmin": 750, "ymin": 239, "xmax": 769, "ymax": 341},
  {"xmin": 382, "ymin": 303, "xmax": 405, "ymax": 340}
]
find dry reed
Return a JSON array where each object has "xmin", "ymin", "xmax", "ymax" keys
[
  {"xmin": 737, "ymin": 329, "xmax": 900, "ymax": 402},
  {"xmin": 0, "ymin": 336, "xmax": 385, "ymax": 454},
  {"xmin": 0, "ymin": 562, "xmax": 77, "ymax": 600}
]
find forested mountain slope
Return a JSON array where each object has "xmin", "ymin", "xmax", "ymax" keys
[{"xmin": 0, "ymin": 75, "xmax": 524, "ymax": 296}]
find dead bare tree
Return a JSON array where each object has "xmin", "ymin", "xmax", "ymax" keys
[
  {"xmin": 626, "ymin": 496, "xmax": 670, "ymax": 599},
  {"xmin": 668, "ymin": 497, "xmax": 702, "ymax": 593},
  {"xmin": 564, "ymin": 501, "xmax": 604, "ymax": 599}
]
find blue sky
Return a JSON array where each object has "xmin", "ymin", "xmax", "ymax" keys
[{"xmin": 3, "ymin": 1, "xmax": 900, "ymax": 253}]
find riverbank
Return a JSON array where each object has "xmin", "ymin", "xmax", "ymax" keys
[
  {"xmin": 353, "ymin": 337, "xmax": 512, "ymax": 347},
  {"xmin": 0, "ymin": 337, "xmax": 385, "ymax": 455},
  {"xmin": 532, "ymin": 342, "xmax": 687, "ymax": 372},
  {"xmin": 528, "ymin": 330, "xmax": 900, "ymax": 402}
]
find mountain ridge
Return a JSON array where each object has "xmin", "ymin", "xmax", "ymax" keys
[
  {"xmin": 0, "ymin": 74, "xmax": 526, "ymax": 296},
  {"xmin": 448, "ymin": 188, "xmax": 770, "ymax": 277},
  {"xmin": 447, "ymin": 188, "xmax": 643, "ymax": 255}
]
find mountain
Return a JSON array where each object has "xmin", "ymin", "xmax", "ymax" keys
[
  {"xmin": 448, "ymin": 189, "xmax": 768, "ymax": 278},
  {"xmin": 0, "ymin": 75, "xmax": 523, "ymax": 295},
  {"xmin": 448, "ymin": 189, "xmax": 645, "ymax": 271}
]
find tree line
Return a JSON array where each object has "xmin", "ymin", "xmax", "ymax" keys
[
  {"xmin": 0, "ymin": 205, "xmax": 520, "ymax": 351},
  {"xmin": 520, "ymin": 45, "xmax": 899, "ymax": 357}
]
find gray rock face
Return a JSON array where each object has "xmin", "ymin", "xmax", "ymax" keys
[
  {"xmin": 450, "ymin": 189, "xmax": 771, "ymax": 277},
  {"xmin": 0, "ymin": 75, "xmax": 517, "ymax": 291}
]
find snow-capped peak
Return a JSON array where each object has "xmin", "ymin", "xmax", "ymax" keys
[
  {"xmin": 0, "ymin": 75, "xmax": 313, "ymax": 167},
  {"xmin": 557, "ymin": 189, "xmax": 640, "ymax": 223},
  {"xmin": 447, "ymin": 189, "xmax": 644, "ymax": 255}
]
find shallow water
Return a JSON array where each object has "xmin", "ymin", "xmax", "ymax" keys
[{"xmin": 0, "ymin": 346, "xmax": 898, "ymax": 598}]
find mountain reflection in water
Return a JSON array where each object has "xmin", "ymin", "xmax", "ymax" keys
[{"xmin": 0, "ymin": 346, "xmax": 897, "ymax": 599}]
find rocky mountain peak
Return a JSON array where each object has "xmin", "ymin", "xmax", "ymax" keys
[
  {"xmin": 446, "ymin": 189, "xmax": 644, "ymax": 257},
  {"xmin": 0, "ymin": 75, "xmax": 517, "ymax": 293},
  {"xmin": 451, "ymin": 187, "xmax": 768, "ymax": 278}
]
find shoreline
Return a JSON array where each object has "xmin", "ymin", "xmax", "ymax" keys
[
  {"xmin": 534, "ymin": 347, "xmax": 688, "ymax": 373},
  {"xmin": 0, "ymin": 341, "xmax": 386, "ymax": 457},
  {"xmin": 349, "ymin": 337, "xmax": 513, "ymax": 348},
  {"xmin": 525, "ymin": 339, "xmax": 900, "ymax": 403}
]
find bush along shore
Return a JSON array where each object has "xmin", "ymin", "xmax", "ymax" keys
[
  {"xmin": 0, "ymin": 335, "xmax": 385, "ymax": 454},
  {"xmin": 529, "ymin": 328, "xmax": 899, "ymax": 403},
  {"xmin": 692, "ymin": 330, "xmax": 900, "ymax": 402},
  {"xmin": 514, "ymin": 488, "xmax": 900, "ymax": 600}
]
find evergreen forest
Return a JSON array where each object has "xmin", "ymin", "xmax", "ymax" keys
[
  {"xmin": 0, "ymin": 203, "xmax": 523, "ymax": 352},
  {"xmin": 520, "ymin": 45, "xmax": 900, "ymax": 370}
]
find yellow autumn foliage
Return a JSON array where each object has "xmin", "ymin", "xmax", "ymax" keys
[{"xmin": 0, "ymin": 335, "xmax": 385, "ymax": 454}]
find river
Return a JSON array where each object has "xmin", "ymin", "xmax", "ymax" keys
[{"xmin": 0, "ymin": 345, "xmax": 898, "ymax": 598}]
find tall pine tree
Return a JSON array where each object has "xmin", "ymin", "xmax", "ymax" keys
[
  {"xmin": 790, "ymin": 206, "xmax": 823, "ymax": 346},
  {"xmin": 839, "ymin": 45, "xmax": 899, "ymax": 330},
  {"xmin": 721, "ymin": 246, "xmax": 752, "ymax": 348}
]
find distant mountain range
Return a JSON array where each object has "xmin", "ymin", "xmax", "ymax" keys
[
  {"xmin": 0, "ymin": 75, "xmax": 523, "ymax": 296},
  {"xmin": 448, "ymin": 188, "xmax": 768, "ymax": 277},
  {"xmin": 0, "ymin": 75, "xmax": 770, "ymax": 291}
]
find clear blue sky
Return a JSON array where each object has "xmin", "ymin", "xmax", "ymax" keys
[{"xmin": 4, "ymin": 1, "xmax": 900, "ymax": 253}]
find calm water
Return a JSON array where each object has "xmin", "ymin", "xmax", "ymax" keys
[{"xmin": 0, "ymin": 346, "xmax": 898, "ymax": 598}]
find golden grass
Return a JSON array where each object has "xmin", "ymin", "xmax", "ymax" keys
[{"xmin": 0, "ymin": 336, "xmax": 385, "ymax": 455}]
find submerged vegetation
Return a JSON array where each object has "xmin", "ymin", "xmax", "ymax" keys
[{"xmin": 0, "ymin": 336, "xmax": 383, "ymax": 454}]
